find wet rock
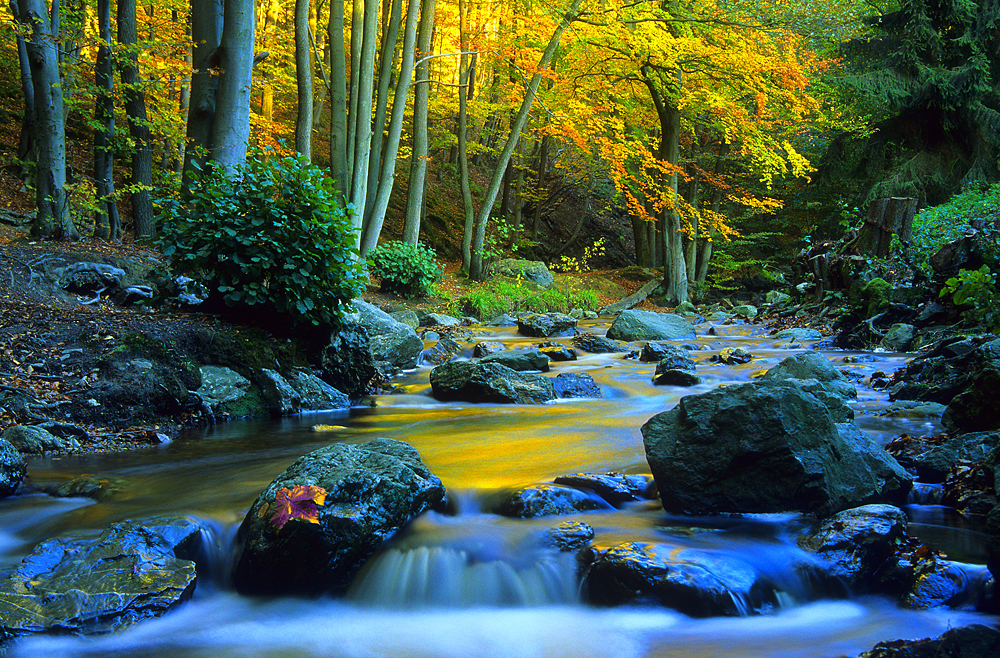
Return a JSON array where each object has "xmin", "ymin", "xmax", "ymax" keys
[
  {"xmin": 479, "ymin": 349, "xmax": 550, "ymax": 372},
  {"xmin": 941, "ymin": 339, "xmax": 1000, "ymax": 433},
  {"xmin": 652, "ymin": 366, "xmax": 699, "ymax": 387},
  {"xmin": 641, "ymin": 382, "xmax": 912, "ymax": 516},
  {"xmin": 429, "ymin": 361, "xmax": 556, "ymax": 404},
  {"xmin": 886, "ymin": 432, "xmax": 999, "ymax": 483},
  {"xmin": 915, "ymin": 301, "xmax": 949, "ymax": 326},
  {"xmin": 496, "ymin": 484, "xmax": 610, "ymax": 517},
  {"xmin": 732, "ymin": 304, "xmax": 758, "ymax": 320},
  {"xmin": 881, "ymin": 323, "xmax": 916, "ymax": 352},
  {"xmin": 798, "ymin": 504, "xmax": 909, "ymax": 591},
  {"xmin": 552, "ymin": 372, "xmax": 602, "ymax": 399},
  {"xmin": 389, "ymin": 309, "xmax": 420, "ymax": 329},
  {"xmin": 420, "ymin": 337, "xmax": 464, "ymax": 366},
  {"xmin": 930, "ymin": 233, "xmax": 980, "ymax": 277},
  {"xmin": 2, "ymin": 424, "xmax": 77, "ymax": 454},
  {"xmin": 640, "ymin": 341, "xmax": 695, "ymax": 366},
  {"xmin": 0, "ymin": 517, "xmax": 202, "ymax": 639},
  {"xmin": 492, "ymin": 258, "xmax": 554, "ymax": 288},
  {"xmin": 419, "ymin": 311, "xmax": 462, "ymax": 327},
  {"xmin": 195, "ymin": 366, "xmax": 264, "ymax": 418},
  {"xmin": 259, "ymin": 368, "xmax": 301, "ymax": 415},
  {"xmin": 880, "ymin": 400, "xmax": 947, "ymax": 420},
  {"xmin": 286, "ymin": 368, "xmax": 350, "ymax": 411},
  {"xmin": 320, "ymin": 321, "xmax": 377, "ymax": 399},
  {"xmin": 537, "ymin": 343, "xmax": 577, "ymax": 362},
  {"xmin": 888, "ymin": 336, "xmax": 993, "ymax": 406},
  {"xmin": 584, "ymin": 542, "xmax": 777, "ymax": 616},
  {"xmin": 347, "ymin": 300, "xmax": 424, "ymax": 374},
  {"xmin": 544, "ymin": 521, "xmax": 595, "ymax": 552},
  {"xmin": 759, "ymin": 350, "xmax": 857, "ymax": 400},
  {"xmin": 233, "ymin": 438, "xmax": 445, "ymax": 596},
  {"xmin": 942, "ymin": 459, "xmax": 997, "ymax": 517},
  {"xmin": 41, "ymin": 475, "xmax": 125, "ymax": 501},
  {"xmin": 771, "ymin": 327, "xmax": 823, "ymax": 341},
  {"xmin": 904, "ymin": 560, "xmax": 991, "ymax": 610},
  {"xmin": 860, "ymin": 624, "xmax": 1000, "ymax": 658},
  {"xmin": 0, "ymin": 439, "xmax": 26, "ymax": 497},
  {"xmin": 484, "ymin": 314, "xmax": 518, "ymax": 327},
  {"xmin": 607, "ymin": 310, "xmax": 695, "ymax": 342},
  {"xmin": 712, "ymin": 347, "xmax": 753, "ymax": 365},
  {"xmin": 552, "ymin": 472, "xmax": 653, "ymax": 506},
  {"xmin": 517, "ymin": 313, "xmax": 578, "ymax": 338},
  {"xmin": 570, "ymin": 334, "xmax": 627, "ymax": 354},
  {"xmin": 473, "ymin": 341, "xmax": 506, "ymax": 357}
]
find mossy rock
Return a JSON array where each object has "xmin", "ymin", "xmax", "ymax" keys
[{"xmin": 862, "ymin": 278, "xmax": 893, "ymax": 316}]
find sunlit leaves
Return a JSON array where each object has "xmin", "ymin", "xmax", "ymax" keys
[{"xmin": 270, "ymin": 485, "xmax": 328, "ymax": 530}]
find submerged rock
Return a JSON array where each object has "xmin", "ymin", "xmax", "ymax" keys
[
  {"xmin": 640, "ymin": 342, "xmax": 695, "ymax": 366},
  {"xmin": 0, "ymin": 517, "xmax": 202, "ymax": 639},
  {"xmin": 420, "ymin": 337, "xmax": 463, "ymax": 366},
  {"xmin": 552, "ymin": 372, "xmax": 602, "ymax": 399},
  {"xmin": 641, "ymin": 382, "xmax": 912, "ymax": 516},
  {"xmin": 232, "ymin": 438, "xmax": 445, "ymax": 596},
  {"xmin": 517, "ymin": 313, "xmax": 578, "ymax": 338},
  {"xmin": 570, "ymin": 334, "xmax": 627, "ymax": 354},
  {"xmin": 544, "ymin": 521, "xmax": 595, "ymax": 552},
  {"xmin": 479, "ymin": 349, "xmax": 551, "ymax": 372},
  {"xmin": 429, "ymin": 361, "xmax": 556, "ymax": 404},
  {"xmin": 552, "ymin": 472, "xmax": 653, "ymax": 506},
  {"xmin": 584, "ymin": 542, "xmax": 778, "ymax": 616},
  {"xmin": 496, "ymin": 484, "xmax": 611, "ymax": 518},
  {"xmin": 860, "ymin": 624, "xmax": 1000, "ymax": 658}
]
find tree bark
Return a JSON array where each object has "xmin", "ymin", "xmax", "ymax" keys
[
  {"xmin": 182, "ymin": 0, "xmax": 222, "ymax": 184},
  {"xmin": 349, "ymin": 0, "xmax": 379, "ymax": 245},
  {"xmin": 468, "ymin": 0, "xmax": 587, "ymax": 280},
  {"xmin": 363, "ymin": 0, "xmax": 403, "ymax": 224},
  {"xmin": 458, "ymin": 0, "xmax": 474, "ymax": 270},
  {"xmin": 94, "ymin": 0, "xmax": 120, "ymax": 241},
  {"xmin": 359, "ymin": 0, "xmax": 420, "ymax": 255},
  {"xmin": 10, "ymin": 0, "xmax": 35, "ymax": 169},
  {"xmin": 209, "ymin": 0, "xmax": 255, "ymax": 178},
  {"xmin": 118, "ymin": 0, "xmax": 155, "ymax": 237},
  {"xmin": 19, "ymin": 0, "xmax": 79, "ymax": 240},
  {"xmin": 295, "ymin": 0, "xmax": 313, "ymax": 158},
  {"xmin": 329, "ymin": 0, "xmax": 349, "ymax": 195},
  {"xmin": 402, "ymin": 0, "xmax": 437, "ymax": 245}
]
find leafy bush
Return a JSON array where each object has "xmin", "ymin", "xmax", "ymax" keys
[
  {"xmin": 904, "ymin": 183, "xmax": 1000, "ymax": 277},
  {"xmin": 940, "ymin": 265, "xmax": 1000, "ymax": 331},
  {"xmin": 553, "ymin": 238, "xmax": 607, "ymax": 273},
  {"xmin": 367, "ymin": 240, "xmax": 444, "ymax": 297},
  {"xmin": 154, "ymin": 150, "xmax": 365, "ymax": 326}
]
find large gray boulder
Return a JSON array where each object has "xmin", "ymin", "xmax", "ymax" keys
[
  {"xmin": 606, "ymin": 310, "xmax": 695, "ymax": 342},
  {"xmin": 517, "ymin": 313, "xmax": 578, "ymax": 338},
  {"xmin": 491, "ymin": 258, "xmax": 554, "ymax": 288},
  {"xmin": 0, "ymin": 439, "xmax": 26, "ymax": 497},
  {"xmin": 346, "ymin": 300, "xmax": 424, "ymax": 373},
  {"xmin": 641, "ymin": 382, "xmax": 912, "ymax": 516},
  {"xmin": 758, "ymin": 350, "xmax": 857, "ymax": 400},
  {"xmin": 320, "ymin": 321, "xmax": 377, "ymax": 399},
  {"xmin": 0, "ymin": 517, "xmax": 202, "ymax": 639},
  {"xmin": 429, "ymin": 361, "xmax": 557, "ymax": 404},
  {"xmin": 2, "ymin": 425, "xmax": 78, "ymax": 454},
  {"xmin": 479, "ymin": 349, "xmax": 551, "ymax": 372},
  {"xmin": 232, "ymin": 438, "xmax": 445, "ymax": 596},
  {"xmin": 286, "ymin": 368, "xmax": 350, "ymax": 410}
]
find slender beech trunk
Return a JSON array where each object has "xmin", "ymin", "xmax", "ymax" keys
[
  {"xmin": 118, "ymin": 0, "xmax": 155, "ymax": 237},
  {"xmin": 349, "ymin": 0, "xmax": 379, "ymax": 246},
  {"xmin": 183, "ymin": 0, "xmax": 222, "ymax": 184},
  {"xmin": 329, "ymin": 0, "xmax": 348, "ymax": 194},
  {"xmin": 19, "ymin": 0, "xmax": 79, "ymax": 240},
  {"xmin": 94, "ymin": 0, "xmax": 119, "ymax": 241},
  {"xmin": 402, "ymin": 0, "xmax": 437, "ymax": 245},
  {"xmin": 295, "ymin": 0, "xmax": 313, "ymax": 158},
  {"xmin": 468, "ymin": 0, "xmax": 587, "ymax": 280},
  {"xmin": 209, "ymin": 0, "xmax": 255, "ymax": 178},
  {"xmin": 458, "ymin": 0, "xmax": 474, "ymax": 270},
  {"xmin": 10, "ymin": 0, "xmax": 35, "ymax": 167},
  {"xmin": 359, "ymin": 0, "xmax": 420, "ymax": 255},
  {"xmin": 363, "ymin": 0, "xmax": 403, "ymax": 225},
  {"xmin": 347, "ymin": 0, "xmax": 364, "ymax": 188}
]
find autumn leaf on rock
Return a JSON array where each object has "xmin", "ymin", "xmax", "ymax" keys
[{"xmin": 270, "ymin": 485, "xmax": 327, "ymax": 530}]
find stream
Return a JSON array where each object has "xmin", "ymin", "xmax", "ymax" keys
[{"xmin": 1, "ymin": 316, "xmax": 996, "ymax": 657}]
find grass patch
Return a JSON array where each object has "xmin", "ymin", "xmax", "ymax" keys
[{"xmin": 454, "ymin": 278, "xmax": 602, "ymax": 319}]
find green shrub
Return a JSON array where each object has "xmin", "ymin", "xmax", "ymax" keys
[
  {"xmin": 458, "ymin": 279, "xmax": 601, "ymax": 317},
  {"xmin": 940, "ymin": 265, "xmax": 1000, "ymax": 331},
  {"xmin": 154, "ymin": 150, "xmax": 365, "ymax": 326},
  {"xmin": 367, "ymin": 241, "xmax": 444, "ymax": 297},
  {"xmin": 904, "ymin": 183, "xmax": 1000, "ymax": 277}
]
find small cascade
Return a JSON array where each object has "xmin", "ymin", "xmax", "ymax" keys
[
  {"xmin": 908, "ymin": 482, "xmax": 944, "ymax": 505},
  {"xmin": 348, "ymin": 546, "xmax": 581, "ymax": 607},
  {"xmin": 191, "ymin": 518, "xmax": 242, "ymax": 592}
]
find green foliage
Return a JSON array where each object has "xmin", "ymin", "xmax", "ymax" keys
[
  {"xmin": 940, "ymin": 265, "xmax": 1000, "ymax": 331},
  {"xmin": 367, "ymin": 241, "xmax": 445, "ymax": 298},
  {"xmin": 153, "ymin": 150, "xmax": 365, "ymax": 326},
  {"xmin": 458, "ymin": 279, "xmax": 600, "ymax": 318},
  {"xmin": 902, "ymin": 183, "xmax": 1000, "ymax": 277},
  {"xmin": 707, "ymin": 232, "xmax": 782, "ymax": 291},
  {"xmin": 553, "ymin": 238, "xmax": 607, "ymax": 273}
]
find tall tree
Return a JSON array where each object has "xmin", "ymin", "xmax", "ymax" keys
[
  {"xmin": 17, "ymin": 0, "xmax": 80, "ymax": 240},
  {"xmin": 93, "ymin": 0, "xmax": 120, "ymax": 241},
  {"xmin": 118, "ymin": 0, "xmax": 155, "ymax": 236},
  {"xmin": 183, "ymin": 0, "xmax": 223, "ymax": 184},
  {"xmin": 209, "ymin": 0, "xmax": 256, "ymax": 177},
  {"xmin": 402, "ymin": 0, "xmax": 437, "ymax": 244},
  {"xmin": 295, "ymin": 0, "xmax": 313, "ymax": 158}
]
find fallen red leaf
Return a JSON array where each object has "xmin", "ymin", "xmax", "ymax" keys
[{"xmin": 270, "ymin": 484, "xmax": 327, "ymax": 530}]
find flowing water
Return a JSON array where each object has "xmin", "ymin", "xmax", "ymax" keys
[{"xmin": 1, "ymin": 316, "xmax": 995, "ymax": 657}]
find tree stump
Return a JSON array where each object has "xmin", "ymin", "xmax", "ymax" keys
[{"xmin": 856, "ymin": 197, "xmax": 918, "ymax": 257}]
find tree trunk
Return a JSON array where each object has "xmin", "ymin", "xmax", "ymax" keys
[
  {"xmin": 347, "ymin": 0, "xmax": 363, "ymax": 187},
  {"xmin": 531, "ymin": 131, "xmax": 549, "ymax": 240},
  {"xmin": 19, "ymin": 0, "xmax": 79, "ymax": 240},
  {"xmin": 118, "ymin": 0, "xmax": 155, "ymax": 237},
  {"xmin": 349, "ymin": 0, "xmax": 379, "ymax": 245},
  {"xmin": 458, "ymin": 0, "xmax": 474, "ymax": 270},
  {"xmin": 363, "ymin": 0, "xmax": 403, "ymax": 225},
  {"xmin": 328, "ymin": 0, "xmax": 348, "ymax": 194},
  {"xmin": 209, "ymin": 0, "xmax": 255, "ymax": 178},
  {"xmin": 662, "ymin": 97, "xmax": 687, "ymax": 304},
  {"xmin": 182, "ymin": 0, "xmax": 222, "ymax": 184},
  {"xmin": 294, "ymin": 0, "xmax": 313, "ymax": 158},
  {"xmin": 93, "ymin": 0, "xmax": 119, "ymax": 241},
  {"xmin": 10, "ymin": 0, "xmax": 35, "ymax": 169},
  {"xmin": 856, "ymin": 197, "xmax": 918, "ymax": 257},
  {"xmin": 358, "ymin": 0, "xmax": 420, "ymax": 255},
  {"xmin": 468, "ymin": 0, "xmax": 587, "ymax": 280},
  {"xmin": 402, "ymin": 0, "xmax": 437, "ymax": 245}
]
